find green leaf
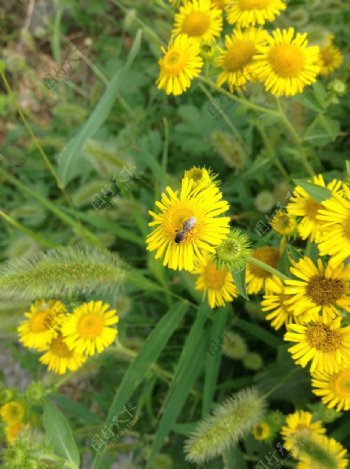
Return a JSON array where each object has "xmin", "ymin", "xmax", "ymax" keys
[
  {"xmin": 234, "ymin": 318, "xmax": 282, "ymax": 348},
  {"xmin": 57, "ymin": 31, "xmax": 142, "ymax": 187},
  {"xmin": 43, "ymin": 399, "xmax": 80, "ymax": 469},
  {"xmin": 54, "ymin": 395, "xmax": 103, "ymax": 425},
  {"xmin": 233, "ymin": 267, "xmax": 249, "ymax": 301},
  {"xmin": 293, "ymin": 179, "xmax": 332, "ymax": 203},
  {"xmin": 92, "ymin": 301, "xmax": 189, "ymax": 469},
  {"xmin": 146, "ymin": 303, "xmax": 209, "ymax": 467},
  {"xmin": 202, "ymin": 307, "xmax": 230, "ymax": 417},
  {"xmin": 223, "ymin": 445, "xmax": 248, "ymax": 469}
]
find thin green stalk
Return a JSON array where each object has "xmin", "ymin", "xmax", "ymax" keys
[
  {"xmin": 198, "ymin": 82, "xmax": 248, "ymax": 151},
  {"xmin": 199, "ymin": 76, "xmax": 279, "ymax": 116},
  {"xmin": 275, "ymin": 98, "xmax": 315, "ymax": 177},
  {"xmin": 0, "ymin": 210, "xmax": 59, "ymax": 248},
  {"xmin": 255, "ymin": 122, "xmax": 290, "ymax": 179},
  {"xmin": 247, "ymin": 256, "xmax": 289, "ymax": 281}
]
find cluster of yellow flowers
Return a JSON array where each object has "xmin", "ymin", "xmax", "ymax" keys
[
  {"xmin": 0, "ymin": 400, "xmax": 26, "ymax": 445},
  {"xmin": 146, "ymin": 166, "xmax": 249, "ymax": 308},
  {"xmin": 259, "ymin": 175, "xmax": 350, "ymax": 413},
  {"xmin": 17, "ymin": 299, "xmax": 119, "ymax": 375},
  {"xmin": 280, "ymin": 410, "xmax": 348, "ymax": 468},
  {"xmin": 147, "ymin": 168, "xmax": 350, "ymax": 414},
  {"xmin": 157, "ymin": 0, "xmax": 343, "ymax": 96}
]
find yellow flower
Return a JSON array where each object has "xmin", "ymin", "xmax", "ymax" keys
[
  {"xmin": 296, "ymin": 434, "xmax": 348, "ymax": 469},
  {"xmin": 182, "ymin": 166, "xmax": 218, "ymax": 189},
  {"xmin": 319, "ymin": 43, "xmax": 343, "ymax": 76},
  {"xmin": 216, "ymin": 28, "xmax": 269, "ymax": 91},
  {"xmin": 39, "ymin": 333, "xmax": 86, "ymax": 375},
  {"xmin": 285, "ymin": 257, "xmax": 350, "ymax": 321},
  {"xmin": 281, "ymin": 410, "xmax": 326, "ymax": 457},
  {"xmin": 4, "ymin": 422, "xmax": 25, "ymax": 445},
  {"xmin": 147, "ymin": 178, "xmax": 230, "ymax": 271},
  {"xmin": 284, "ymin": 315, "xmax": 350, "ymax": 374},
  {"xmin": 226, "ymin": 0, "xmax": 286, "ymax": 27},
  {"xmin": 270, "ymin": 210, "xmax": 297, "ymax": 236},
  {"xmin": 317, "ymin": 189, "xmax": 350, "ymax": 266},
  {"xmin": 261, "ymin": 276, "xmax": 294, "ymax": 330},
  {"xmin": 252, "ymin": 28, "xmax": 320, "ymax": 96},
  {"xmin": 17, "ymin": 300, "xmax": 67, "ymax": 351},
  {"xmin": 0, "ymin": 401, "xmax": 25, "ymax": 425},
  {"xmin": 246, "ymin": 246, "xmax": 280, "ymax": 293},
  {"xmin": 157, "ymin": 35, "xmax": 203, "ymax": 96},
  {"xmin": 287, "ymin": 175, "xmax": 344, "ymax": 243},
  {"xmin": 311, "ymin": 368, "xmax": 350, "ymax": 412},
  {"xmin": 62, "ymin": 301, "xmax": 119, "ymax": 356},
  {"xmin": 193, "ymin": 257, "xmax": 238, "ymax": 308},
  {"xmin": 252, "ymin": 421, "xmax": 271, "ymax": 441},
  {"xmin": 173, "ymin": 0, "xmax": 223, "ymax": 42},
  {"xmin": 211, "ymin": 0, "xmax": 228, "ymax": 9}
]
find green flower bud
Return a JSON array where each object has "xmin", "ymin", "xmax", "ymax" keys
[{"xmin": 243, "ymin": 352, "xmax": 263, "ymax": 371}]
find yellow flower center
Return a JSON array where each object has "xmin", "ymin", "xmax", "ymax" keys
[
  {"xmin": 224, "ymin": 41, "xmax": 256, "ymax": 72},
  {"xmin": 306, "ymin": 276, "xmax": 344, "ymax": 306},
  {"xmin": 342, "ymin": 215, "xmax": 350, "ymax": 241},
  {"xmin": 50, "ymin": 335, "xmax": 74, "ymax": 358},
  {"xmin": 321, "ymin": 46, "xmax": 336, "ymax": 66},
  {"xmin": 182, "ymin": 11, "xmax": 211, "ymax": 37},
  {"xmin": 164, "ymin": 202, "xmax": 199, "ymax": 241},
  {"xmin": 269, "ymin": 43, "xmax": 305, "ymax": 78},
  {"xmin": 249, "ymin": 247, "xmax": 280, "ymax": 278},
  {"xmin": 240, "ymin": 0, "xmax": 272, "ymax": 9},
  {"xmin": 163, "ymin": 50, "xmax": 186, "ymax": 74},
  {"xmin": 333, "ymin": 370, "xmax": 350, "ymax": 398},
  {"xmin": 77, "ymin": 314, "xmax": 104, "ymax": 339},
  {"xmin": 304, "ymin": 198, "xmax": 322, "ymax": 221},
  {"xmin": 306, "ymin": 322, "xmax": 341, "ymax": 352},
  {"xmin": 203, "ymin": 263, "xmax": 228, "ymax": 289},
  {"xmin": 29, "ymin": 312, "xmax": 50, "ymax": 333},
  {"xmin": 4, "ymin": 403, "xmax": 24, "ymax": 424}
]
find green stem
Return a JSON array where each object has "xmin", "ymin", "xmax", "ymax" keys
[
  {"xmin": 247, "ymin": 256, "xmax": 289, "ymax": 281},
  {"xmin": 0, "ymin": 210, "xmax": 59, "ymax": 248},
  {"xmin": 255, "ymin": 122, "xmax": 290, "ymax": 179},
  {"xmin": 275, "ymin": 98, "xmax": 315, "ymax": 177},
  {"xmin": 199, "ymin": 76, "xmax": 279, "ymax": 116}
]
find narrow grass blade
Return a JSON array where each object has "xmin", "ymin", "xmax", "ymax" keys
[
  {"xmin": 92, "ymin": 301, "xmax": 189, "ymax": 469},
  {"xmin": 146, "ymin": 303, "xmax": 209, "ymax": 467}
]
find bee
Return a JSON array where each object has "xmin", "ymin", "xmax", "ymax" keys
[{"xmin": 174, "ymin": 216, "xmax": 197, "ymax": 244}]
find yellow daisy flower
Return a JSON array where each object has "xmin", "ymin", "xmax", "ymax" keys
[
  {"xmin": 252, "ymin": 28, "xmax": 320, "ymax": 96},
  {"xmin": 317, "ymin": 189, "xmax": 350, "ymax": 266},
  {"xmin": 0, "ymin": 401, "xmax": 25, "ymax": 425},
  {"xmin": 226, "ymin": 0, "xmax": 286, "ymax": 27},
  {"xmin": 285, "ymin": 257, "xmax": 350, "ymax": 321},
  {"xmin": 261, "ymin": 276, "xmax": 294, "ymax": 330},
  {"xmin": 4, "ymin": 422, "xmax": 25, "ymax": 445},
  {"xmin": 284, "ymin": 315, "xmax": 350, "ymax": 373},
  {"xmin": 157, "ymin": 35, "xmax": 203, "ymax": 96},
  {"xmin": 281, "ymin": 410, "xmax": 326, "ymax": 457},
  {"xmin": 39, "ymin": 333, "xmax": 86, "ymax": 375},
  {"xmin": 287, "ymin": 175, "xmax": 344, "ymax": 243},
  {"xmin": 311, "ymin": 368, "xmax": 350, "ymax": 412},
  {"xmin": 147, "ymin": 178, "xmax": 230, "ymax": 271},
  {"xmin": 296, "ymin": 434, "xmax": 348, "ymax": 469},
  {"xmin": 17, "ymin": 299, "xmax": 67, "ymax": 351},
  {"xmin": 319, "ymin": 43, "xmax": 343, "ymax": 76},
  {"xmin": 216, "ymin": 28, "xmax": 269, "ymax": 91},
  {"xmin": 211, "ymin": 0, "xmax": 228, "ymax": 9},
  {"xmin": 252, "ymin": 421, "xmax": 271, "ymax": 441},
  {"xmin": 246, "ymin": 246, "xmax": 280, "ymax": 294},
  {"xmin": 173, "ymin": 0, "xmax": 223, "ymax": 42},
  {"xmin": 182, "ymin": 166, "xmax": 218, "ymax": 189},
  {"xmin": 193, "ymin": 257, "xmax": 238, "ymax": 308},
  {"xmin": 62, "ymin": 301, "xmax": 119, "ymax": 356},
  {"xmin": 270, "ymin": 210, "xmax": 297, "ymax": 236}
]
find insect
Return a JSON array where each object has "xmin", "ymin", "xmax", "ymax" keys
[{"xmin": 174, "ymin": 216, "xmax": 197, "ymax": 244}]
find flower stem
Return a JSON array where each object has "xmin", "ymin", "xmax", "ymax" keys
[
  {"xmin": 247, "ymin": 256, "xmax": 289, "ymax": 281},
  {"xmin": 275, "ymin": 98, "xmax": 315, "ymax": 177}
]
